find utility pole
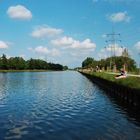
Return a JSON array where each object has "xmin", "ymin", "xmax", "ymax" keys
[{"xmin": 105, "ymin": 27, "xmax": 121, "ymax": 71}]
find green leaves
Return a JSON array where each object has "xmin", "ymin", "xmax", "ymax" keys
[
  {"xmin": 82, "ymin": 56, "xmax": 137, "ymax": 72},
  {"xmin": 0, "ymin": 54, "xmax": 66, "ymax": 71}
]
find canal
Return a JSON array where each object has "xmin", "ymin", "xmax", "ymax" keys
[{"xmin": 0, "ymin": 71, "xmax": 140, "ymax": 140}]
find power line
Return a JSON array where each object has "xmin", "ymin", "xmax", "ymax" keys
[
  {"xmin": 104, "ymin": 27, "xmax": 122, "ymax": 71},
  {"xmin": 106, "ymin": 27, "xmax": 121, "ymax": 57}
]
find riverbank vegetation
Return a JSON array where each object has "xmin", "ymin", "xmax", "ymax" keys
[
  {"xmin": 94, "ymin": 72, "xmax": 140, "ymax": 89},
  {"xmin": 82, "ymin": 71, "xmax": 140, "ymax": 90},
  {"xmin": 80, "ymin": 54, "xmax": 140, "ymax": 90},
  {"xmin": 0, "ymin": 54, "xmax": 68, "ymax": 71},
  {"xmin": 82, "ymin": 56, "xmax": 137, "ymax": 72}
]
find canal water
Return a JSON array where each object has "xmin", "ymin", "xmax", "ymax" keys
[{"xmin": 0, "ymin": 71, "xmax": 140, "ymax": 140}]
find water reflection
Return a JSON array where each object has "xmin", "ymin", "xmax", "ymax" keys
[
  {"xmin": 104, "ymin": 90, "xmax": 140, "ymax": 126},
  {"xmin": 0, "ymin": 71, "xmax": 140, "ymax": 140}
]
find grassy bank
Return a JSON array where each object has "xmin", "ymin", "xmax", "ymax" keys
[{"xmin": 83, "ymin": 71, "xmax": 140, "ymax": 90}]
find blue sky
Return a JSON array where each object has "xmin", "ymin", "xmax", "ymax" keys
[{"xmin": 0, "ymin": 0, "xmax": 140, "ymax": 68}]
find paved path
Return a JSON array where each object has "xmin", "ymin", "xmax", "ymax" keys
[{"xmin": 105, "ymin": 72, "xmax": 140, "ymax": 77}]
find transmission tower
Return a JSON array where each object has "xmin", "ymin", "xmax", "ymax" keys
[
  {"xmin": 105, "ymin": 28, "xmax": 121, "ymax": 71},
  {"xmin": 106, "ymin": 28, "xmax": 121, "ymax": 57}
]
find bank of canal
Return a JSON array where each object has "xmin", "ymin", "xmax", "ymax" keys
[
  {"xmin": 79, "ymin": 71, "xmax": 140, "ymax": 107},
  {"xmin": 0, "ymin": 71, "xmax": 140, "ymax": 140}
]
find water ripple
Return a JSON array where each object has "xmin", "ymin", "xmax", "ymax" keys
[{"xmin": 0, "ymin": 71, "xmax": 140, "ymax": 140}]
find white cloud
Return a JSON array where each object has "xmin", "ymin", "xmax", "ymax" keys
[
  {"xmin": 107, "ymin": 44, "xmax": 123, "ymax": 56},
  {"xmin": 34, "ymin": 46, "xmax": 49, "ymax": 54},
  {"xmin": 51, "ymin": 36, "xmax": 96, "ymax": 50},
  {"xmin": 19, "ymin": 54, "xmax": 26, "ymax": 59},
  {"xmin": 109, "ymin": 11, "xmax": 130, "ymax": 22},
  {"xmin": 29, "ymin": 25, "xmax": 96, "ymax": 66},
  {"xmin": 28, "ymin": 46, "xmax": 61, "ymax": 57},
  {"xmin": 51, "ymin": 36, "xmax": 74, "ymax": 46},
  {"xmin": 98, "ymin": 53, "xmax": 108, "ymax": 59},
  {"xmin": 98, "ymin": 44, "xmax": 123, "ymax": 59},
  {"xmin": 7, "ymin": 5, "xmax": 32, "ymax": 20},
  {"xmin": 28, "ymin": 47, "xmax": 33, "ymax": 51},
  {"xmin": 72, "ymin": 39, "xmax": 96, "ymax": 49},
  {"xmin": 31, "ymin": 25, "xmax": 63, "ymax": 38},
  {"xmin": 0, "ymin": 41, "xmax": 9, "ymax": 48},
  {"xmin": 38, "ymin": 56, "xmax": 46, "ymax": 60},
  {"xmin": 51, "ymin": 48, "xmax": 61, "ymax": 56},
  {"xmin": 134, "ymin": 41, "xmax": 140, "ymax": 50}
]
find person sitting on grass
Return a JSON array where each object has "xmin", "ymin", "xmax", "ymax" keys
[{"xmin": 115, "ymin": 69, "xmax": 127, "ymax": 79}]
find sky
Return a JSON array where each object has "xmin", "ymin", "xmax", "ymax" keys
[{"xmin": 0, "ymin": 0, "xmax": 140, "ymax": 68}]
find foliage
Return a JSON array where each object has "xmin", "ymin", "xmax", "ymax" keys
[
  {"xmin": 0, "ymin": 54, "xmax": 8, "ymax": 70},
  {"xmin": 82, "ymin": 57, "xmax": 97, "ymax": 68},
  {"xmin": 63, "ymin": 66, "xmax": 68, "ymax": 70},
  {"xmin": 0, "ymin": 54, "xmax": 67, "ymax": 71},
  {"xmin": 8, "ymin": 57, "xmax": 26, "ymax": 70},
  {"xmin": 82, "ymin": 56, "xmax": 137, "ymax": 72}
]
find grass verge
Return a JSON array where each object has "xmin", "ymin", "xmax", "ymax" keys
[{"xmin": 87, "ymin": 71, "xmax": 140, "ymax": 90}]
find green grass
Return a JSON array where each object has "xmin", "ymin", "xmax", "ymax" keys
[{"xmin": 87, "ymin": 72, "xmax": 140, "ymax": 90}]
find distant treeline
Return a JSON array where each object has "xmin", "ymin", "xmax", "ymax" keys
[
  {"xmin": 82, "ymin": 56, "xmax": 137, "ymax": 72},
  {"xmin": 0, "ymin": 54, "xmax": 68, "ymax": 71}
]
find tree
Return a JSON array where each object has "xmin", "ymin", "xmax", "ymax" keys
[
  {"xmin": 48, "ymin": 63, "xmax": 63, "ymax": 70},
  {"xmin": 63, "ymin": 66, "xmax": 68, "ymax": 70},
  {"xmin": 0, "ymin": 54, "xmax": 67, "ymax": 71},
  {"xmin": 8, "ymin": 57, "xmax": 26, "ymax": 70},
  {"xmin": 0, "ymin": 54, "xmax": 8, "ymax": 70},
  {"xmin": 82, "ymin": 57, "xmax": 94, "ymax": 68},
  {"xmin": 106, "ymin": 56, "xmax": 136, "ymax": 71},
  {"xmin": 26, "ymin": 58, "xmax": 35, "ymax": 70},
  {"xmin": 81, "ymin": 56, "xmax": 137, "ymax": 72}
]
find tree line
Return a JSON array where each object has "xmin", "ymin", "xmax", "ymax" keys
[
  {"xmin": 82, "ymin": 56, "xmax": 137, "ymax": 72},
  {"xmin": 0, "ymin": 54, "xmax": 68, "ymax": 71}
]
